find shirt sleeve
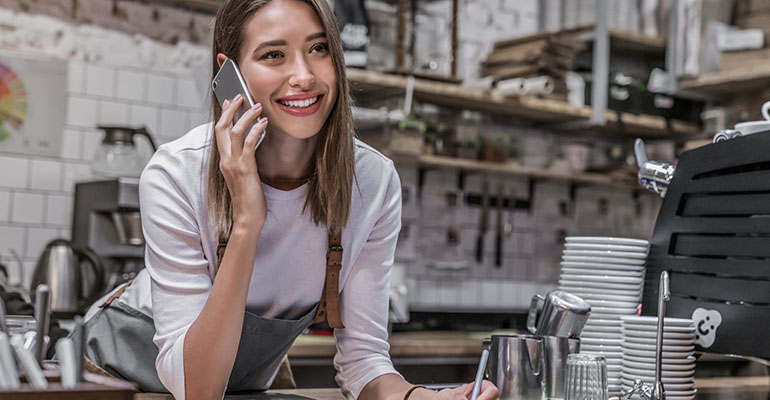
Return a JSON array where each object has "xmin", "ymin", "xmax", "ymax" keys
[
  {"xmin": 139, "ymin": 146, "xmax": 213, "ymax": 400},
  {"xmin": 333, "ymin": 161, "xmax": 403, "ymax": 399}
]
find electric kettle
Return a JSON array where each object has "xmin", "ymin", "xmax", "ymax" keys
[
  {"xmin": 31, "ymin": 239, "xmax": 105, "ymax": 314},
  {"xmin": 91, "ymin": 125, "xmax": 158, "ymax": 178}
]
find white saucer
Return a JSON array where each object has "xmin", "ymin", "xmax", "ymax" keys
[
  {"xmin": 621, "ymin": 377, "xmax": 695, "ymax": 389},
  {"xmin": 622, "ymin": 354, "xmax": 696, "ymax": 365},
  {"xmin": 563, "ymin": 249, "xmax": 648, "ymax": 259},
  {"xmin": 620, "ymin": 316, "xmax": 693, "ymax": 327},
  {"xmin": 622, "ymin": 359, "xmax": 695, "ymax": 371},
  {"xmin": 561, "ymin": 267, "xmax": 645, "ymax": 277},
  {"xmin": 622, "ymin": 366, "xmax": 695, "ymax": 378},
  {"xmin": 581, "ymin": 337, "xmax": 623, "ymax": 345},
  {"xmin": 623, "ymin": 336, "xmax": 694, "ymax": 346},
  {"xmin": 622, "ymin": 341, "xmax": 695, "ymax": 352},
  {"xmin": 570, "ymin": 291, "xmax": 641, "ymax": 302},
  {"xmin": 585, "ymin": 318, "xmax": 623, "ymax": 326},
  {"xmin": 622, "ymin": 329, "xmax": 695, "ymax": 340},
  {"xmin": 560, "ymin": 283, "xmax": 643, "ymax": 294},
  {"xmin": 558, "ymin": 279, "xmax": 643, "ymax": 290},
  {"xmin": 561, "ymin": 261, "xmax": 646, "ymax": 271},
  {"xmin": 622, "ymin": 348, "xmax": 695, "ymax": 359},
  {"xmin": 565, "ymin": 243, "xmax": 649, "ymax": 252},
  {"xmin": 581, "ymin": 326, "xmax": 622, "ymax": 335},
  {"xmin": 562, "ymin": 256, "xmax": 647, "ymax": 266},
  {"xmin": 623, "ymin": 318, "xmax": 695, "ymax": 335},
  {"xmin": 566, "ymin": 236, "xmax": 649, "ymax": 246},
  {"xmin": 584, "ymin": 299, "xmax": 640, "ymax": 308},
  {"xmin": 562, "ymin": 274, "xmax": 644, "ymax": 284},
  {"xmin": 588, "ymin": 308, "xmax": 638, "ymax": 316}
]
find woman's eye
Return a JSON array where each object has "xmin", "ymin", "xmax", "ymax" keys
[
  {"xmin": 311, "ymin": 43, "xmax": 329, "ymax": 53},
  {"xmin": 262, "ymin": 50, "xmax": 283, "ymax": 60}
]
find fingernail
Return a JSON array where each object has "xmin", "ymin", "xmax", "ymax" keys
[
  {"xmin": 252, "ymin": 102, "xmax": 262, "ymax": 110},
  {"xmin": 223, "ymin": 100, "xmax": 229, "ymax": 107},
  {"xmin": 234, "ymin": 94, "xmax": 242, "ymax": 101},
  {"xmin": 260, "ymin": 117, "xmax": 268, "ymax": 123}
]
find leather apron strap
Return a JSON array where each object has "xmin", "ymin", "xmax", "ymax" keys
[
  {"xmin": 99, "ymin": 279, "xmax": 135, "ymax": 309},
  {"xmin": 312, "ymin": 231, "xmax": 344, "ymax": 328},
  {"xmin": 218, "ymin": 229, "xmax": 345, "ymax": 329}
]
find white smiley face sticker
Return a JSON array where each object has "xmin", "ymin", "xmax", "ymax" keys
[{"xmin": 692, "ymin": 308, "xmax": 723, "ymax": 348}]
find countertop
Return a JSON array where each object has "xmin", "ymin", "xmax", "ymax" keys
[
  {"xmin": 288, "ymin": 331, "xmax": 496, "ymax": 358},
  {"xmin": 134, "ymin": 377, "xmax": 770, "ymax": 399}
]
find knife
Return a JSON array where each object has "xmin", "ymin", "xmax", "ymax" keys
[
  {"xmin": 11, "ymin": 334, "xmax": 47, "ymax": 389},
  {"xmin": 475, "ymin": 181, "xmax": 490, "ymax": 264},
  {"xmin": 0, "ymin": 298, "xmax": 7, "ymax": 333},
  {"xmin": 0, "ymin": 332, "xmax": 19, "ymax": 390},
  {"xmin": 73, "ymin": 316, "xmax": 85, "ymax": 383},
  {"xmin": 495, "ymin": 184, "xmax": 504, "ymax": 268},
  {"xmin": 34, "ymin": 284, "xmax": 50, "ymax": 366},
  {"xmin": 56, "ymin": 337, "xmax": 77, "ymax": 388}
]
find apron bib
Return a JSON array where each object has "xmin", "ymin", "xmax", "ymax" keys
[{"xmin": 81, "ymin": 230, "xmax": 344, "ymax": 393}]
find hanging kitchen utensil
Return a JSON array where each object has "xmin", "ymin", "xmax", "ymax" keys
[{"xmin": 476, "ymin": 181, "xmax": 490, "ymax": 264}]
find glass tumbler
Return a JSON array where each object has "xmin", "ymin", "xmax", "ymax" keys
[{"xmin": 564, "ymin": 353, "xmax": 608, "ymax": 400}]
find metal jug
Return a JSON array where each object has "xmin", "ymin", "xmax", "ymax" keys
[
  {"xmin": 527, "ymin": 290, "xmax": 591, "ymax": 338},
  {"xmin": 541, "ymin": 336, "xmax": 581, "ymax": 400},
  {"xmin": 31, "ymin": 239, "xmax": 104, "ymax": 314},
  {"xmin": 487, "ymin": 335, "xmax": 545, "ymax": 400}
]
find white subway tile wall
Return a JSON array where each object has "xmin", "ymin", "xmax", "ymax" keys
[{"xmin": 0, "ymin": 58, "xmax": 210, "ymax": 285}]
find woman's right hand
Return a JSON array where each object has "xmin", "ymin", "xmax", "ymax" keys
[{"xmin": 214, "ymin": 94, "xmax": 269, "ymax": 228}]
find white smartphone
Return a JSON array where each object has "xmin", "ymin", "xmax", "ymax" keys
[{"xmin": 212, "ymin": 57, "xmax": 266, "ymax": 150}]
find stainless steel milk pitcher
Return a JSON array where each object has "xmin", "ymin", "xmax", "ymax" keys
[
  {"xmin": 487, "ymin": 335, "xmax": 545, "ymax": 400},
  {"xmin": 527, "ymin": 290, "xmax": 591, "ymax": 338},
  {"xmin": 541, "ymin": 336, "xmax": 581, "ymax": 399}
]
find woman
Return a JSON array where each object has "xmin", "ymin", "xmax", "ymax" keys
[{"xmin": 83, "ymin": 0, "xmax": 499, "ymax": 399}]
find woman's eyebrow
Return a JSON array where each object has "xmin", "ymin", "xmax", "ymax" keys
[
  {"xmin": 253, "ymin": 33, "xmax": 326, "ymax": 54},
  {"xmin": 305, "ymin": 32, "xmax": 326, "ymax": 42}
]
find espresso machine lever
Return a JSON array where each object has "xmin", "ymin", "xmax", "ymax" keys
[{"xmin": 634, "ymin": 139, "xmax": 675, "ymax": 197}]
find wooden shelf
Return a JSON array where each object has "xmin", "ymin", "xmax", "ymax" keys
[
  {"xmin": 678, "ymin": 65, "xmax": 770, "ymax": 96},
  {"xmin": 389, "ymin": 153, "xmax": 637, "ymax": 188},
  {"xmin": 347, "ymin": 68, "xmax": 699, "ymax": 138},
  {"xmin": 574, "ymin": 27, "xmax": 666, "ymax": 54}
]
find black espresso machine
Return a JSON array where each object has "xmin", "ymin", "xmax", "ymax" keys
[{"xmin": 638, "ymin": 130, "xmax": 770, "ymax": 362}]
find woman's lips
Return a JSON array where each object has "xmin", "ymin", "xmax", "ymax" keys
[{"xmin": 275, "ymin": 94, "xmax": 324, "ymax": 117}]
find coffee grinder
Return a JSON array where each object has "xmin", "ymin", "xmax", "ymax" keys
[{"xmin": 71, "ymin": 178, "xmax": 144, "ymax": 294}]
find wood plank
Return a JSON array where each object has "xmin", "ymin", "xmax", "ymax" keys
[
  {"xmin": 394, "ymin": 154, "xmax": 637, "ymax": 188},
  {"xmin": 679, "ymin": 65, "xmax": 770, "ymax": 95},
  {"xmin": 346, "ymin": 69, "xmax": 699, "ymax": 137}
]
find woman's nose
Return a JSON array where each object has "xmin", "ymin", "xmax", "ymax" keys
[{"xmin": 288, "ymin": 57, "xmax": 315, "ymax": 88}]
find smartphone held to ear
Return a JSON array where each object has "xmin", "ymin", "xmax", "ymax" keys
[{"xmin": 212, "ymin": 57, "xmax": 266, "ymax": 150}]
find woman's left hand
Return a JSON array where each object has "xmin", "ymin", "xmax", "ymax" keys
[{"xmin": 435, "ymin": 380, "xmax": 499, "ymax": 400}]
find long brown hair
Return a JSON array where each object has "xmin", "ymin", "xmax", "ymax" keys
[{"xmin": 206, "ymin": 0, "xmax": 355, "ymax": 245}]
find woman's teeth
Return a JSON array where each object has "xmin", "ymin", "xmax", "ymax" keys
[{"xmin": 279, "ymin": 96, "xmax": 319, "ymax": 108}]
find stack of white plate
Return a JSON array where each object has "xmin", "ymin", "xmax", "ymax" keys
[
  {"xmin": 557, "ymin": 236, "xmax": 650, "ymax": 395},
  {"xmin": 620, "ymin": 316, "xmax": 697, "ymax": 400}
]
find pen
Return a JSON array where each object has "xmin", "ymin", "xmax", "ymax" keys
[{"xmin": 470, "ymin": 349, "xmax": 489, "ymax": 400}]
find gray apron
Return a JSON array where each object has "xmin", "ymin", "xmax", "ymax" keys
[
  {"xmin": 83, "ymin": 230, "xmax": 344, "ymax": 393},
  {"xmin": 84, "ymin": 291, "xmax": 319, "ymax": 393}
]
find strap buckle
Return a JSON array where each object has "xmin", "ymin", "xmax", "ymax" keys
[{"xmin": 327, "ymin": 245, "xmax": 343, "ymax": 259}]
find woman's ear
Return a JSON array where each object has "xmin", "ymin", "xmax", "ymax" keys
[{"xmin": 216, "ymin": 53, "xmax": 228, "ymax": 69}]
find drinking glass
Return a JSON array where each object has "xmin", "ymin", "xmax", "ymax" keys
[{"xmin": 564, "ymin": 353, "xmax": 608, "ymax": 400}]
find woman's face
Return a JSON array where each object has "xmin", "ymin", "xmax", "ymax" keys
[{"xmin": 225, "ymin": 0, "xmax": 338, "ymax": 140}]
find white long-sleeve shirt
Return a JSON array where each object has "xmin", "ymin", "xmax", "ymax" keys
[{"xmin": 128, "ymin": 123, "xmax": 402, "ymax": 399}]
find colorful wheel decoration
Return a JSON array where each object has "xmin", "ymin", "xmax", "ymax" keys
[{"xmin": 0, "ymin": 61, "xmax": 28, "ymax": 142}]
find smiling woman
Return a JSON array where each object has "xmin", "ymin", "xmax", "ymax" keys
[{"xmin": 78, "ymin": 1, "xmax": 500, "ymax": 400}]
